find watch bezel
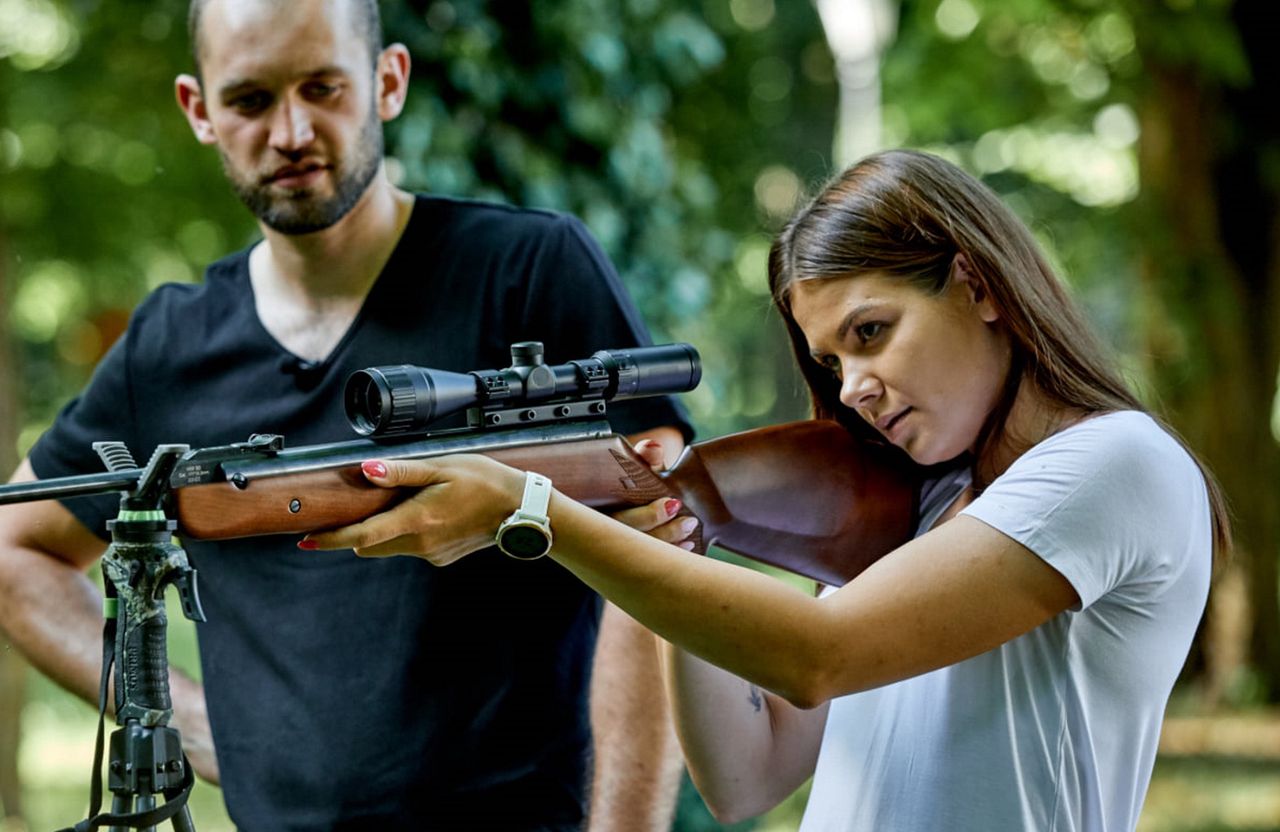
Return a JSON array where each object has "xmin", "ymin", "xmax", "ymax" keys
[
  {"xmin": 495, "ymin": 472, "xmax": 554, "ymax": 560},
  {"xmin": 496, "ymin": 517, "xmax": 553, "ymax": 560}
]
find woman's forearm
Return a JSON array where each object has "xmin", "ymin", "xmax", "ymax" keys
[
  {"xmin": 302, "ymin": 454, "xmax": 1076, "ymax": 708},
  {"xmin": 548, "ymin": 491, "xmax": 840, "ymax": 708}
]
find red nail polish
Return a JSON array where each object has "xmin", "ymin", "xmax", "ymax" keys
[
  {"xmin": 297, "ymin": 539, "xmax": 319, "ymax": 550},
  {"xmin": 664, "ymin": 498, "xmax": 681, "ymax": 517},
  {"xmin": 362, "ymin": 460, "xmax": 388, "ymax": 479}
]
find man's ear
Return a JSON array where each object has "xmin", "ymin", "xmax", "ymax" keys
[
  {"xmin": 175, "ymin": 74, "xmax": 218, "ymax": 145},
  {"xmin": 375, "ymin": 44, "xmax": 411, "ymax": 122},
  {"xmin": 953, "ymin": 253, "xmax": 999, "ymax": 323}
]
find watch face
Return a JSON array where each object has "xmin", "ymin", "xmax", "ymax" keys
[{"xmin": 499, "ymin": 523, "xmax": 551, "ymax": 559}]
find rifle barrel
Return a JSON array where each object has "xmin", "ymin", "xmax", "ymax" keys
[{"xmin": 0, "ymin": 469, "xmax": 143, "ymax": 505}]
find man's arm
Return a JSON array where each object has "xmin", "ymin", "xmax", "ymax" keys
[
  {"xmin": 586, "ymin": 427, "xmax": 685, "ymax": 832},
  {"xmin": 0, "ymin": 457, "xmax": 220, "ymax": 783},
  {"xmin": 588, "ymin": 604, "xmax": 684, "ymax": 832}
]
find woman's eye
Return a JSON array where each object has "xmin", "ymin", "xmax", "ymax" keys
[
  {"xmin": 818, "ymin": 355, "xmax": 841, "ymax": 376},
  {"xmin": 855, "ymin": 322, "xmax": 884, "ymax": 343}
]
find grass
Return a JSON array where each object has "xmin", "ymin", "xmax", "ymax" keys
[
  {"xmin": 13, "ymin": 708, "xmax": 1280, "ymax": 832},
  {"xmin": 9, "ymin": 601, "xmax": 1280, "ymax": 831},
  {"xmin": 15, "ymin": 693, "xmax": 234, "ymax": 832}
]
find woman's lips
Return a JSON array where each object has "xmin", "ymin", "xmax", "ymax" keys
[{"xmin": 882, "ymin": 407, "xmax": 911, "ymax": 441}]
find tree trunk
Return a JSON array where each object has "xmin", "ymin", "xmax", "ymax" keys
[
  {"xmin": 1133, "ymin": 22, "xmax": 1280, "ymax": 702},
  {"xmin": 813, "ymin": 0, "xmax": 896, "ymax": 166},
  {"xmin": 0, "ymin": 229, "xmax": 26, "ymax": 824}
]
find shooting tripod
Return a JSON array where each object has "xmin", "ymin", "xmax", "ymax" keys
[{"xmin": 57, "ymin": 443, "xmax": 205, "ymax": 832}]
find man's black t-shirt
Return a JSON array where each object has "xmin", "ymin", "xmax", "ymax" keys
[{"xmin": 30, "ymin": 196, "xmax": 692, "ymax": 830}]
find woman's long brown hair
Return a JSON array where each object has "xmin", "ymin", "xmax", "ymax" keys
[{"xmin": 768, "ymin": 149, "xmax": 1231, "ymax": 562}]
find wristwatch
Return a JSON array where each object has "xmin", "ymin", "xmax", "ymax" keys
[{"xmin": 495, "ymin": 472, "xmax": 554, "ymax": 560}]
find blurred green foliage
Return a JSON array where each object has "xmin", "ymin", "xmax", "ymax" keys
[
  {"xmin": 1, "ymin": 0, "xmax": 837, "ymax": 447},
  {"xmin": 880, "ymin": 0, "xmax": 1252, "ymax": 386},
  {"xmin": 881, "ymin": 0, "xmax": 1232, "ymax": 376},
  {"xmin": 377, "ymin": 0, "xmax": 837, "ymax": 435},
  {"xmin": 0, "ymin": 0, "xmax": 255, "ymax": 447},
  {"xmin": 2, "ymin": 0, "xmax": 1256, "ymax": 443}
]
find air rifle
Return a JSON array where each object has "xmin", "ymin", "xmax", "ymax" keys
[{"xmin": 0, "ymin": 342, "xmax": 917, "ymax": 586}]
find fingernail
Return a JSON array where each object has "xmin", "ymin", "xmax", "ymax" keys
[
  {"xmin": 362, "ymin": 460, "xmax": 388, "ymax": 479},
  {"xmin": 297, "ymin": 539, "xmax": 319, "ymax": 550},
  {"xmin": 664, "ymin": 498, "xmax": 681, "ymax": 517},
  {"xmin": 679, "ymin": 517, "xmax": 698, "ymax": 535},
  {"xmin": 679, "ymin": 541, "xmax": 697, "ymax": 551}
]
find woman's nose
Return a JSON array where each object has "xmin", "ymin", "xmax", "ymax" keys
[{"xmin": 839, "ymin": 367, "xmax": 882, "ymax": 412}]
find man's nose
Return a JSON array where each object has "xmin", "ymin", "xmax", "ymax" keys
[{"xmin": 269, "ymin": 95, "xmax": 315, "ymax": 151}]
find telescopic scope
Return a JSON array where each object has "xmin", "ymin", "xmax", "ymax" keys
[{"xmin": 345, "ymin": 341, "xmax": 701, "ymax": 437}]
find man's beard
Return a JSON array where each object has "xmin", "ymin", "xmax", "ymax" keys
[{"xmin": 222, "ymin": 105, "xmax": 384, "ymax": 235}]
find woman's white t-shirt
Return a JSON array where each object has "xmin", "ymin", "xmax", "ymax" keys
[{"xmin": 801, "ymin": 411, "xmax": 1212, "ymax": 832}]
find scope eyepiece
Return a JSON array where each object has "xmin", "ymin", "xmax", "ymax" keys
[
  {"xmin": 344, "ymin": 342, "xmax": 700, "ymax": 437},
  {"xmin": 589, "ymin": 343, "xmax": 701, "ymax": 401}
]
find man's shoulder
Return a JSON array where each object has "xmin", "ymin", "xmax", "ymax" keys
[
  {"xmin": 125, "ymin": 249, "xmax": 250, "ymax": 343},
  {"xmin": 410, "ymin": 194, "xmax": 584, "ymax": 241}
]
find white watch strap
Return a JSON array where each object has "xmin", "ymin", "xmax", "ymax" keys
[{"xmin": 518, "ymin": 472, "xmax": 552, "ymax": 520}]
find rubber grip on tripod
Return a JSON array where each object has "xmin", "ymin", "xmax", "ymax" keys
[{"xmin": 120, "ymin": 612, "xmax": 172, "ymax": 713}]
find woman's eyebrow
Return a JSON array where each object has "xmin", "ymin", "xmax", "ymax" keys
[
  {"xmin": 809, "ymin": 302, "xmax": 879, "ymax": 358},
  {"xmin": 836, "ymin": 303, "xmax": 879, "ymax": 340}
]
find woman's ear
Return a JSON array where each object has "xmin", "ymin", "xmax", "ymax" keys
[{"xmin": 953, "ymin": 253, "xmax": 999, "ymax": 323}]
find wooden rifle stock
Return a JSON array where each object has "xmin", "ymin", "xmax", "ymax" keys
[{"xmin": 173, "ymin": 420, "xmax": 917, "ymax": 586}]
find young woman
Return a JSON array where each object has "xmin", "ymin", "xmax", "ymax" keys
[{"xmin": 304, "ymin": 150, "xmax": 1229, "ymax": 831}]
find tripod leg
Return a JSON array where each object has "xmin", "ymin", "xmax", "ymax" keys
[
  {"xmin": 170, "ymin": 804, "xmax": 197, "ymax": 832},
  {"xmin": 135, "ymin": 793, "xmax": 157, "ymax": 832},
  {"xmin": 109, "ymin": 793, "xmax": 131, "ymax": 832}
]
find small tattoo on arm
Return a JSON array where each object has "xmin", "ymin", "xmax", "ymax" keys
[{"xmin": 747, "ymin": 685, "xmax": 763, "ymax": 712}]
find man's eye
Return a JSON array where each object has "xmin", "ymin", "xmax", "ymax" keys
[
  {"xmin": 304, "ymin": 82, "xmax": 338, "ymax": 99},
  {"xmin": 230, "ymin": 92, "xmax": 270, "ymax": 113}
]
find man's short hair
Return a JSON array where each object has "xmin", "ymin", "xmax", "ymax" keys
[{"xmin": 187, "ymin": 0, "xmax": 384, "ymax": 80}]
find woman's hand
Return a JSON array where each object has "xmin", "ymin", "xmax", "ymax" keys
[
  {"xmin": 610, "ymin": 439, "xmax": 699, "ymax": 550},
  {"xmin": 300, "ymin": 454, "xmax": 526, "ymax": 564}
]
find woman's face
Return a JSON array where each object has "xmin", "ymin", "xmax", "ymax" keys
[{"xmin": 789, "ymin": 265, "xmax": 1011, "ymax": 465}]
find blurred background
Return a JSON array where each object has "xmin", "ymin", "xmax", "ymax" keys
[{"xmin": 1, "ymin": 0, "xmax": 1278, "ymax": 829}]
